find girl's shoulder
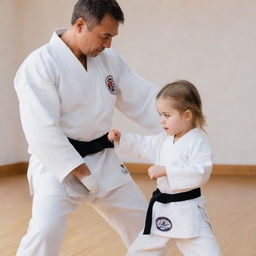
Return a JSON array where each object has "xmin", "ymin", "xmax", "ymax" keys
[
  {"xmin": 180, "ymin": 128, "xmax": 211, "ymax": 152},
  {"xmin": 187, "ymin": 128, "xmax": 212, "ymax": 154},
  {"xmin": 187, "ymin": 128, "xmax": 208, "ymax": 141}
]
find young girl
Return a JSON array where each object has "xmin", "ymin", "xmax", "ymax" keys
[{"xmin": 108, "ymin": 80, "xmax": 221, "ymax": 256}]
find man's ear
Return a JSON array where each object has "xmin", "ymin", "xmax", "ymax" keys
[
  {"xmin": 183, "ymin": 109, "xmax": 193, "ymax": 122},
  {"xmin": 74, "ymin": 18, "xmax": 86, "ymax": 33}
]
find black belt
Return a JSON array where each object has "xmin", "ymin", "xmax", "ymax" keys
[
  {"xmin": 143, "ymin": 187, "xmax": 201, "ymax": 235},
  {"xmin": 68, "ymin": 133, "xmax": 114, "ymax": 157}
]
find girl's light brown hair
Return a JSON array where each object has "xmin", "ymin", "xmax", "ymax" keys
[{"xmin": 156, "ymin": 80, "xmax": 206, "ymax": 130}]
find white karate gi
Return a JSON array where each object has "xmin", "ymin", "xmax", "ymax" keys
[
  {"xmin": 14, "ymin": 28, "xmax": 161, "ymax": 256},
  {"xmin": 117, "ymin": 128, "xmax": 221, "ymax": 256}
]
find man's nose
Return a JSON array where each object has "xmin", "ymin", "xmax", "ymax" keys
[{"xmin": 103, "ymin": 38, "xmax": 112, "ymax": 48}]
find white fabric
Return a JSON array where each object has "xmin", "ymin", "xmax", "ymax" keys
[
  {"xmin": 80, "ymin": 174, "xmax": 99, "ymax": 194},
  {"xmin": 127, "ymin": 208, "xmax": 221, "ymax": 256},
  {"xmin": 14, "ymin": 28, "xmax": 161, "ymax": 255},
  {"xmin": 16, "ymin": 171, "xmax": 147, "ymax": 256},
  {"xmin": 14, "ymin": 28, "xmax": 161, "ymax": 196},
  {"xmin": 118, "ymin": 128, "xmax": 219, "ymax": 238}
]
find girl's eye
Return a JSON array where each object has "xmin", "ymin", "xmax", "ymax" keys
[{"xmin": 158, "ymin": 113, "xmax": 170, "ymax": 118}]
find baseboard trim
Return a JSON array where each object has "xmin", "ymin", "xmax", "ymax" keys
[
  {"xmin": 0, "ymin": 162, "xmax": 28, "ymax": 178},
  {"xmin": 0, "ymin": 162, "xmax": 256, "ymax": 178},
  {"xmin": 125, "ymin": 163, "xmax": 256, "ymax": 176}
]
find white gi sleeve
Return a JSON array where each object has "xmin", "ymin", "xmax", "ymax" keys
[
  {"xmin": 117, "ymin": 132, "xmax": 163, "ymax": 163},
  {"xmin": 166, "ymin": 137, "xmax": 213, "ymax": 192},
  {"xmin": 114, "ymin": 53, "xmax": 162, "ymax": 134},
  {"xmin": 14, "ymin": 52, "xmax": 84, "ymax": 182}
]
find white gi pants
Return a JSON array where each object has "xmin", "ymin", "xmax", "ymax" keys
[
  {"xmin": 127, "ymin": 208, "xmax": 221, "ymax": 256},
  {"xmin": 16, "ymin": 172, "xmax": 147, "ymax": 256}
]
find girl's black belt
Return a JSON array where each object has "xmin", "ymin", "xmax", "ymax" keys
[{"xmin": 143, "ymin": 187, "xmax": 201, "ymax": 234}]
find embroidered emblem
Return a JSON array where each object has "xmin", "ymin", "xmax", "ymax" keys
[
  {"xmin": 105, "ymin": 75, "xmax": 116, "ymax": 95},
  {"xmin": 156, "ymin": 217, "xmax": 172, "ymax": 232},
  {"xmin": 120, "ymin": 164, "xmax": 129, "ymax": 175}
]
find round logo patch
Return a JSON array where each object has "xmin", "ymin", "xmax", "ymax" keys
[
  {"xmin": 156, "ymin": 217, "xmax": 172, "ymax": 232},
  {"xmin": 105, "ymin": 75, "xmax": 116, "ymax": 95}
]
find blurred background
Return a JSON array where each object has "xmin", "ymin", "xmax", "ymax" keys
[{"xmin": 1, "ymin": 0, "xmax": 256, "ymax": 167}]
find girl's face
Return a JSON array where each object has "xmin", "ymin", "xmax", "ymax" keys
[{"xmin": 156, "ymin": 98, "xmax": 193, "ymax": 139}]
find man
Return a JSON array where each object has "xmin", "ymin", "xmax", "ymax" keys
[{"xmin": 14, "ymin": 0, "xmax": 161, "ymax": 255}]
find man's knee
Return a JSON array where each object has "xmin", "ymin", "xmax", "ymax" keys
[{"xmin": 31, "ymin": 216, "xmax": 66, "ymax": 242}]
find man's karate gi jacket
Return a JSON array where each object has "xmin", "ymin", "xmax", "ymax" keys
[{"xmin": 14, "ymin": 29, "xmax": 161, "ymax": 198}]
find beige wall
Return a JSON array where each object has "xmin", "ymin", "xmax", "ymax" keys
[
  {"xmin": 1, "ymin": 0, "xmax": 255, "ymax": 165},
  {"xmin": 0, "ymin": 0, "xmax": 76, "ymax": 164}
]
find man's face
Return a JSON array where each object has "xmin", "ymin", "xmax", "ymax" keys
[{"xmin": 77, "ymin": 15, "xmax": 119, "ymax": 57}]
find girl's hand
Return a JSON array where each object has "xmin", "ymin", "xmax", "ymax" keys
[
  {"xmin": 148, "ymin": 165, "xmax": 167, "ymax": 179},
  {"xmin": 108, "ymin": 129, "xmax": 121, "ymax": 143}
]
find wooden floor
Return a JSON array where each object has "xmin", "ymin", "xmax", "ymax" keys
[{"xmin": 0, "ymin": 174, "xmax": 255, "ymax": 256}]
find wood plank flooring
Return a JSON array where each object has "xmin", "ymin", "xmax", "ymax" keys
[{"xmin": 0, "ymin": 174, "xmax": 255, "ymax": 256}]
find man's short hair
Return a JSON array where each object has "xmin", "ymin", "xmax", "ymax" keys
[{"xmin": 71, "ymin": 0, "xmax": 124, "ymax": 30}]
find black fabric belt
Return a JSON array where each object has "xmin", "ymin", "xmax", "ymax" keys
[
  {"xmin": 68, "ymin": 133, "xmax": 114, "ymax": 158},
  {"xmin": 143, "ymin": 187, "xmax": 201, "ymax": 235}
]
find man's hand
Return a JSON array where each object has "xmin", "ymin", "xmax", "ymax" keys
[
  {"xmin": 71, "ymin": 163, "xmax": 91, "ymax": 180},
  {"xmin": 148, "ymin": 165, "xmax": 167, "ymax": 179},
  {"xmin": 108, "ymin": 129, "xmax": 121, "ymax": 143},
  {"xmin": 71, "ymin": 164, "xmax": 98, "ymax": 194}
]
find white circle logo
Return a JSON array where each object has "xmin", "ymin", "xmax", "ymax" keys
[
  {"xmin": 156, "ymin": 217, "xmax": 172, "ymax": 232},
  {"xmin": 105, "ymin": 75, "xmax": 116, "ymax": 95}
]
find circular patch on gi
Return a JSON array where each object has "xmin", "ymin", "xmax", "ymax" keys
[
  {"xmin": 105, "ymin": 75, "xmax": 116, "ymax": 95},
  {"xmin": 156, "ymin": 217, "xmax": 172, "ymax": 232}
]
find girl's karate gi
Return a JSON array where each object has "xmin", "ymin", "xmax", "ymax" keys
[
  {"xmin": 117, "ymin": 128, "xmax": 221, "ymax": 256},
  {"xmin": 14, "ymin": 28, "xmax": 161, "ymax": 256}
]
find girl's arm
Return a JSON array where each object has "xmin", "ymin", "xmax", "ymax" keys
[{"xmin": 109, "ymin": 129, "xmax": 164, "ymax": 163}]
